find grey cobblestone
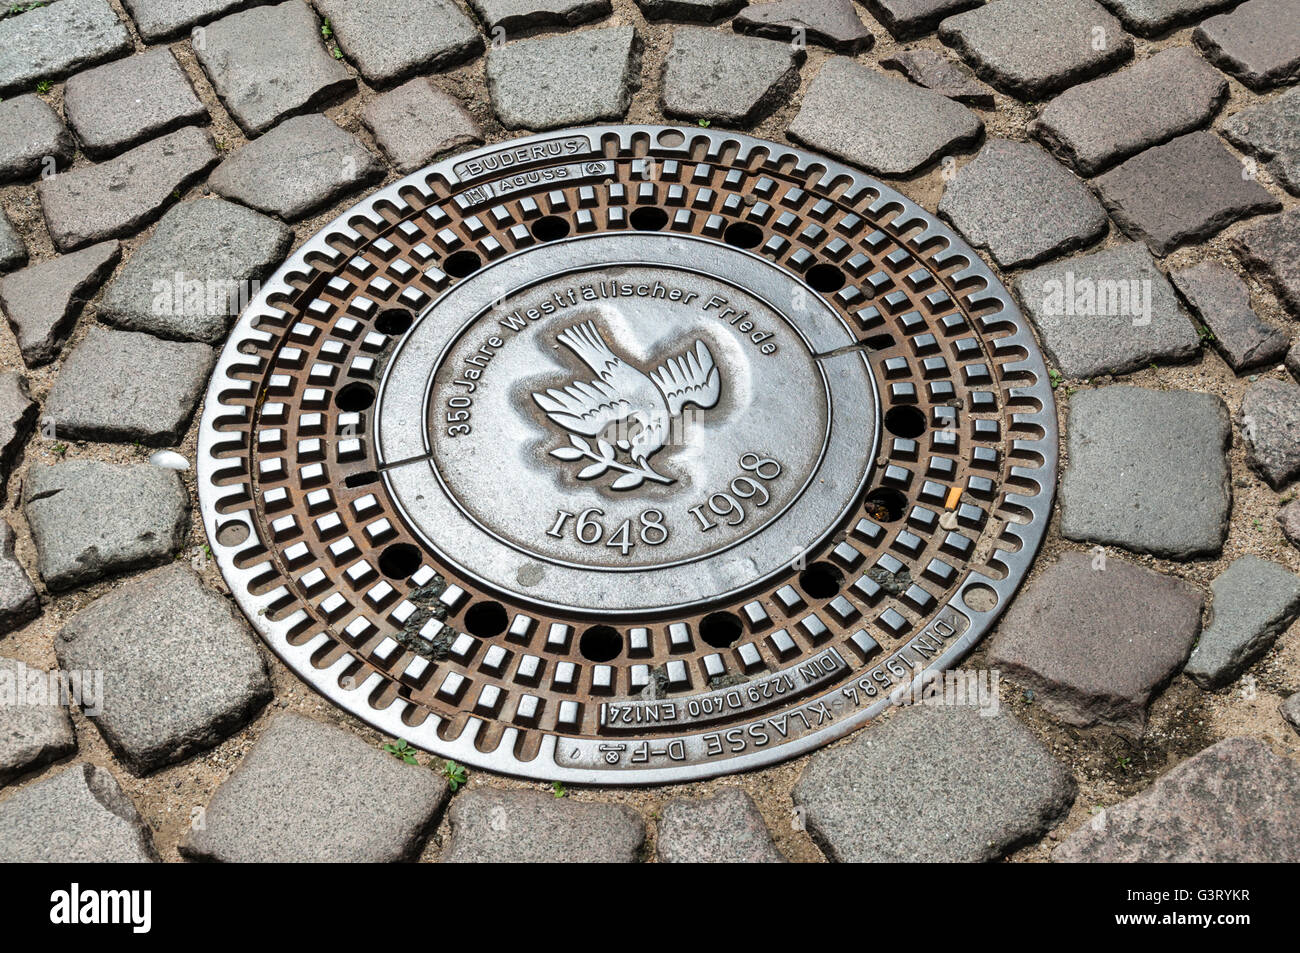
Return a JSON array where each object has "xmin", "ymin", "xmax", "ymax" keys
[
  {"xmin": 733, "ymin": 0, "xmax": 874, "ymax": 54},
  {"xmin": 1194, "ymin": 0, "xmax": 1300, "ymax": 91},
  {"xmin": 1014, "ymin": 242, "xmax": 1200, "ymax": 380},
  {"xmin": 634, "ymin": 0, "xmax": 744, "ymax": 22},
  {"xmin": 1097, "ymin": 0, "xmax": 1238, "ymax": 36},
  {"xmin": 441, "ymin": 788, "xmax": 646, "ymax": 862},
  {"xmin": 938, "ymin": 139, "xmax": 1108, "ymax": 269},
  {"xmin": 1223, "ymin": 87, "xmax": 1300, "ymax": 197},
  {"xmin": 1238, "ymin": 376, "xmax": 1300, "ymax": 489},
  {"xmin": 487, "ymin": 27, "xmax": 642, "ymax": 131},
  {"xmin": 0, "ymin": 373, "xmax": 36, "ymax": 507},
  {"xmin": 37, "ymin": 127, "xmax": 218, "ymax": 252},
  {"xmin": 56, "ymin": 564, "xmax": 272, "ymax": 775},
  {"xmin": 862, "ymin": 0, "xmax": 980, "ymax": 40},
  {"xmin": 1235, "ymin": 208, "xmax": 1300, "ymax": 315},
  {"xmin": 880, "ymin": 48, "xmax": 995, "ymax": 107},
  {"xmin": 793, "ymin": 704, "xmax": 1076, "ymax": 862},
  {"xmin": 1031, "ymin": 47, "xmax": 1227, "ymax": 177},
  {"xmin": 938, "ymin": 0, "xmax": 1133, "ymax": 99},
  {"xmin": 0, "ymin": 0, "xmax": 132, "ymax": 96},
  {"xmin": 1171, "ymin": 261, "xmax": 1289, "ymax": 372},
  {"xmin": 1283, "ymin": 693, "xmax": 1300, "ymax": 733},
  {"xmin": 63, "ymin": 48, "xmax": 208, "ymax": 159},
  {"xmin": 0, "ymin": 95, "xmax": 74, "ymax": 183},
  {"xmin": 661, "ymin": 27, "xmax": 803, "ymax": 125},
  {"xmin": 1095, "ymin": 131, "xmax": 1280, "ymax": 256},
  {"xmin": 1055, "ymin": 737, "xmax": 1300, "ymax": 862},
  {"xmin": 468, "ymin": 0, "xmax": 612, "ymax": 33},
  {"xmin": 362, "ymin": 80, "xmax": 483, "ymax": 174},
  {"xmin": 121, "ymin": 0, "xmax": 262, "ymax": 42},
  {"xmin": 656, "ymin": 788, "xmax": 786, "ymax": 862},
  {"xmin": 23, "ymin": 460, "xmax": 190, "ymax": 592},
  {"xmin": 209, "ymin": 114, "xmax": 384, "ymax": 221},
  {"xmin": 0, "ymin": 763, "xmax": 158, "ymax": 862},
  {"xmin": 990, "ymin": 552, "xmax": 1203, "ymax": 735},
  {"xmin": 312, "ymin": 0, "xmax": 483, "ymax": 86},
  {"xmin": 1060, "ymin": 386, "xmax": 1231, "ymax": 558},
  {"xmin": 1184, "ymin": 555, "xmax": 1300, "ymax": 689},
  {"xmin": 44, "ymin": 327, "xmax": 215, "ymax": 446},
  {"xmin": 0, "ymin": 656, "xmax": 76, "ymax": 785},
  {"xmin": 194, "ymin": 0, "xmax": 356, "ymax": 135},
  {"xmin": 0, "ymin": 240, "xmax": 121, "ymax": 367},
  {"xmin": 0, "ymin": 521, "xmax": 39, "ymax": 636},
  {"xmin": 0, "ymin": 212, "xmax": 25, "ymax": 273},
  {"xmin": 788, "ymin": 58, "xmax": 982, "ymax": 175},
  {"xmin": 100, "ymin": 198, "xmax": 293, "ymax": 343},
  {"xmin": 181, "ymin": 712, "xmax": 447, "ymax": 862},
  {"xmin": 1281, "ymin": 497, "xmax": 1300, "ymax": 548}
]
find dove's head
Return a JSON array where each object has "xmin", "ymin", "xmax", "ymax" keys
[{"xmin": 628, "ymin": 413, "xmax": 665, "ymax": 463}]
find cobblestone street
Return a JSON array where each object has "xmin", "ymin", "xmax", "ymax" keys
[{"xmin": 1, "ymin": 0, "xmax": 1299, "ymax": 864}]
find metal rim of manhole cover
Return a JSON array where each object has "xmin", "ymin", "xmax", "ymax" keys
[{"xmin": 196, "ymin": 124, "xmax": 1058, "ymax": 784}]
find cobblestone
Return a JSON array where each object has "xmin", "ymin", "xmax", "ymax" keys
[
  {"xmin": 1055, "ymin": 737, "xmax": 1300, "ymax": 862},
  {"xmin": 1184, "ymin": 556, "xmax": 1300, "ymax": 689},
  {"xmin": 37, "ymin": 127, "xmax": 218, "ymax": 252},
  {"xmin": 193, "ymin": 0, "xmax": 356, "ymax": 135},
  {"xmin": 487, "ymin": 27, "xmax": 642, "ymax": 131},
  {"xmin": 1031, "ymin": 47, "xmax": 1227, "ymax": 176},
  {"xmin": 1235, "ymin": 209, "xmax": 1300, "ymax": 315},
  {"xmin": 634, "ymin": 0, "xmax": 744, "ymax": 22},
  {"xmin": 1238, "ymin": 377, "xmax": 1300, "ymax": 489},
  {"xmin": 862, "ymin": 0, "xmax": 980, "ymax": 40},
  {"xmin": 56, "ymin": 564, "xmax": 272, "ymax": 775},
  {"xmin": 468, "ymin": 0, "xmax": 612, "ymax": 33},
  {"xmin": 788, "ymin": 58, "xmax": 982, "ymax": 175},
  {"xmin": 362, "ymin": 80, "xmax": 483, "ymax": 174},
  {"xmin": 1193, "ymin": 0, "xmax": 1300, "ymax": 91},
  {"xmin": 938, "ymin": 139, "xmax": 1108, "ymax": 268},
  {"xmin": 1059, "ymin": 386, "xmax": 1231, "ymax": 558},
  {"xmin": 121, "ymin": 0, "xmax": 262, "ymax": 42},
  {"xmin": 1097, "ymin": 0, "xmax": 1239, "ymax": 36},
  {"xmin": 0, "ymin": 95, "xmax": 74, "ymax": 183},
  {"xmin": 1223, "ymin": 87, "xmax": 1300, "ymax": 197},
  {"xmin": 1014, "ymin": 242, "xmax": 1201, "ymax": 380},
  {"xmin": 440, "ymin": 788, "xmax": 646, "ymax": 862},
  {"xmin": 990, "ymin": 552, "xmax": 1203, "ymax": 734},
  {"xmin": 733, "ymin": 0, "xmax": 874, "ymax": 54},
  {"xmin": 63, "ymin": 48, "xmax": 208, "ymax": 159},
  {"xmin": 181, "ymin": 712, "xmax": 447, "ymax": 862},
  {"xmin": 794, "ymin": 704, "xmax": 1076, "ymax": 862},
  {"xmin": 23, "ymin": 461, "xmax": 190, "ymax": 592},
  {"xmin": 656, "ymin": 788, "xmax": 786, "ymax": 862},
  {"xmin": 0, "ymin": 520, "xmax": 39, "ymax": 636},
  {"xmin": 100, "ymin": 198, "xmax": 293, "ymax": 343},
  {"xmin": 0, "ymin": 0, "xmax": 132, "ymax": 96},
  {"xmin": 312, "ymin": 0, "xmax": 483, "ymax": 86},
  {"xmin": 879, "ymin": 48, "xmax": 995, "ymax": 108},
  {"xmin": 0, "ymin": 212, "xmax": 24, "ymax": 273},
  {"xmin": 1171, "ymin": 261, "xmax": 1289, "ymax": 372},
  {"xmin": 0, "ymin": 656, "xmax": 76, "ymax": 786},
  {"xmin": 0, "ymin": 763, "xmax": 158, "ymax": 862},
  {"xmin": 661, "ymin": 28, "xmax": 803, "ymax": 125},
  {"xmin": 44, "ymin": 327, "xmax": 215, "ymax": 446},
  {"xmin": 1095, "ymin": 131, "xmax": 1280, "ymax": 256},
  {"xmin": 938, "ymin": 0, "xmax": 1133, "ymax": 99},
  {"xmin": 0, "ymin": 372, "xmax": 37, "ymax": 506},
  {"xmin": 209, "ymin": 114, "xmax": 384, "ymax": 221},
  {"xmin": 0, "ymin": 240, "xmax": 121, "ymax": 367}
]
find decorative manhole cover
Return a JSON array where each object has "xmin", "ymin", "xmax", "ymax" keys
[{"xmin": 197, "ymin": 125, "xmax": 1057, "ymax": 783}]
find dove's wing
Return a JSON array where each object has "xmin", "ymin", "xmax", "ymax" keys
[
  {"xmin": 650, "ymin": 340, "xmax": 722, "ymax": 417},
  {"xmin": 532, "ymin": 376, "xmax": 632, "ymax": 437}
]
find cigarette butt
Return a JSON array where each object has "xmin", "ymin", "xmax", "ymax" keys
[{"xmin": 944, "ymin": 487, "xmax": 962, "ymax": 510}]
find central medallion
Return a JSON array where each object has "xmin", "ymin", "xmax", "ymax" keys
[{"xmin": 377, "ymin": 234, "xmax": 879, "ymax": 614}]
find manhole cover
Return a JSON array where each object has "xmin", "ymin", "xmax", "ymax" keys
[{"xmin": 197, "ymin": 125, "xmax": 1057, "ymax": 783}]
